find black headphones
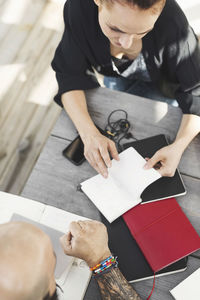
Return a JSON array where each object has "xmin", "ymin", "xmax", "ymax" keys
[{"xmin": 105, "ymin": 109, "xmax": 136, "ymax": 151}]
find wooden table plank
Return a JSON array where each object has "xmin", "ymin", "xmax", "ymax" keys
[
  {"xmin": 51, "ymin": 88, "xmax": 200, "ymax": 179},
  {"xmin": 52, "ymin": 88, "xmax": 183, "ymax": 140},
  {"xmin": 4, "ymin": 102, "xmax": 60, "ymax": 194},
  {"xmin": 0, "ymin": 0, "xmax": 46, "ymax": 65},
  {"xmin": 0, "ymin": 0, "xmax": 64, "ymax": 192},
  {"xmin": 133, "ymin": 256, "xmax": 200, "ymax": 300},
  {"xmin": 22, "ymin": 136, "xmax": 101, "ymax": 221},
  {"xmin": 0, "ymin": 1, "xmax": 62, "ymax": 124}
]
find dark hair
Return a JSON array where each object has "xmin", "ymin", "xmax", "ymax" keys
[{"xmin": 104, "ymin": 0, "xmax": 164, "ymax": 10}]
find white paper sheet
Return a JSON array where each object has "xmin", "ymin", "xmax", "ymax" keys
[
  {"xmin": 81, "ymin": 147, "xmax": 161, "ymax": 223},
  {"xmin": 0, "ymin": 191, "xmax": 45, "ymax": 221},
  {"xmin": 170, "ymin": 267, "xmax": 200, "ymax": 300},
  {"xmin": 57, "ymin": 258, "xmax": 91, "ymax": 300},
  {"xmin": 40, "ymin": 205, "xmax": 88, "ymax": 233}
]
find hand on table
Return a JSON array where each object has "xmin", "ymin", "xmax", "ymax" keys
[
  {"xmin": 82, "ymin": 131, "xmax": 119, "ymax": 178},
  {"xmin": 60, "ymin": 220, "xmax": 111, "ymax": 268},
  {"xmin": 143, "ymin": 143, "xmax": 183, "ymax": 177}
]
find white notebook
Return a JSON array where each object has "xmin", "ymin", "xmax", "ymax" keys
[
  {"xmin": 81, "ymin": 147, "xmax": 161, "ymax": 223},
  {"xmin": 170, "ymin": 267, "xmax": 200, "ymax": 300}
]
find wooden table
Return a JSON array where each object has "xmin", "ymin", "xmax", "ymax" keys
[{"xmin": 22, "ymin": 87, "xmax": 200, "ymax": 300}]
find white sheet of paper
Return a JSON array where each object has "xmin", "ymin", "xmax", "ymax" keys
[
  {"xmin": 40, "ymin": 205, "xmax": 89, "ymax": 233},
  {"xmin": 0, "ymin": 191, "xmax": 45, "ymax": 222},
  {"xmin": 81, "ymin": 147, "xmax": 161, "ymax": 223},
  {"xmin": 57, "ymin": 258, "xmax": 91, "ymax": 300},
  {"xmin": 170, "ymin": 267, "xmax": 200, "ymax": 300}
]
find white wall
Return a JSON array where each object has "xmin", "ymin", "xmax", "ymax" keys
[{"xmin": 176, "ymin": 0, "xmax": 200, "ymax": 35}]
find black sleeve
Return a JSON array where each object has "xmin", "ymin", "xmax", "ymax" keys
[
  {"xmin": 174, "ymin": 27, "xmax": 200, "ymax": 116},
  {"xmin": 51, "ymin": 1, "xmax": 100, "ymax": 107}
]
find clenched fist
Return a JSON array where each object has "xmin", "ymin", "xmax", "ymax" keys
[{"xmin": 60, "ymin": 220, "xmax": 111, "ymax": 268}]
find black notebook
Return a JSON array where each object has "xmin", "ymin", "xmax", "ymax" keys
[
  {"xmin": 123, "ymin": 134, "xmax": 186, "ymax": 203},
  {"xmin": 101, "ymin": 214, "xmax": 188, "ymax": 282}
]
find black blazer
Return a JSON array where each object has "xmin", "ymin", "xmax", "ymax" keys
[{"xmin": 51, "ymin": 0, "xmax": 200, "ymax": 116}]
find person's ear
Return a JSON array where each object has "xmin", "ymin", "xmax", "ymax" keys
[{"xmin": 93, "ymin": 0, "xmax": 101, "ymax": 7}]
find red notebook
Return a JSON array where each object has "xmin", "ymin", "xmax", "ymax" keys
[{"xmin": 123, "ymin": 198, "xmax": 200, "ymax": 272}]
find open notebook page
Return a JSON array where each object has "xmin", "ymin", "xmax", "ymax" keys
[
  {"xmin": 0, "ymin": 192, "xmax": 45, "ymax": 222},
  {"xmin": 81, "ymin": 147, "xmax": 161, "ymax": 223},
  {"xmin": 40, "ymin": 205, "xmax": 88, "ymax": 233}
]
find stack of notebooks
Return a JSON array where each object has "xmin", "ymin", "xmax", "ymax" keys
[{"xmin": 81, "ymin": 135, "xmax": 200, "ymax": 282}]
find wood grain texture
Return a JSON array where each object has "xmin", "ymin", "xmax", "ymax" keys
[
  {"xmin": 5, "ymin": 102, "xmax": 60, "ymax": 194},
  {"xmin": 51, "ymin": 88, "xmax": 183, "ymax": 140},
  {"xmin": 22, "ymin": 136, "xmax": 101, "ymax": 221},
  {"xmin": 133, "ymin": 256, "xmax": 200, "ymax": 300},
  {"xmin": 0, "ymin": 0, "xmax": 64, "ymax": 193}
]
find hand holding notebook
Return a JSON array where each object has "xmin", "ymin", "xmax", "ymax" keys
[
  {"xmin": 81, "ymin": 147, "xmax": 161, "ymax": 222},
  {"xmin": 123, "ymin": 135, "xmax": 186, "ymax": 203}
]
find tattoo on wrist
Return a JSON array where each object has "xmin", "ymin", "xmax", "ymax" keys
[{"xmin": 96, "ymin": 267, "xmax": 141, "ymax": 300}]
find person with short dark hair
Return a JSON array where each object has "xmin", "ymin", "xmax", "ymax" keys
[
  {"xmin": 51, "ymin": 0, "xmax": 200, "ymax": 178},
  {"xmin": 0, "ymin": 221, "xmax": 142, "ymax": 300}
]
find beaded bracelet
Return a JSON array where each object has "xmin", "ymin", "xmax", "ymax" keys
[{"xmin": 90, "ymin": 255, "xmax": 118, "ymax": 276}]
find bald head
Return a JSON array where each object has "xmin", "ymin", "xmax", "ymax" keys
[{"xmin": 0, "ymin": 222, "xmax": 56, "ymax": 300}]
